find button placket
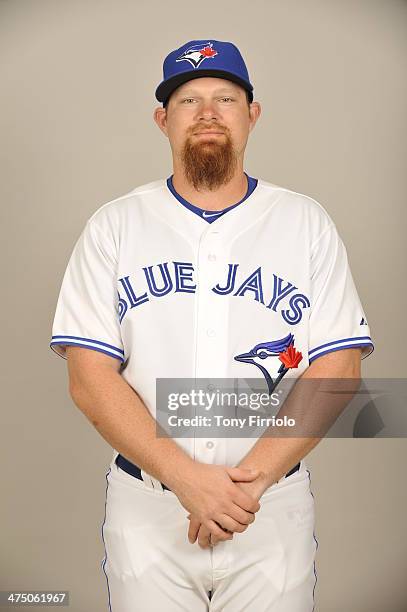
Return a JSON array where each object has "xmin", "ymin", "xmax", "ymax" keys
[
  {"xmin": 194, "ymin": 230, "xmax": 225, "ymax": 373},
  {"xmin": 193, "ymin": 229, "xmax": 229, "ymax": 464}
]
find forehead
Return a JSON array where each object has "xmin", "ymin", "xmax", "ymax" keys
[{"xmin": 174, "ymin": 77, "xmax": 244, "ymax": 96}]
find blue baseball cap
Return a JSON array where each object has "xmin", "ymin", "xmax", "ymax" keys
[{"xmin": 155, "ymin": 39, "xmax": 254, "ymax": 106}]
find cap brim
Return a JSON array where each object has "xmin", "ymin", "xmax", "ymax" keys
[{"xmin": 155, "ymin": 69, "xmax": 254, "ymax": 105}]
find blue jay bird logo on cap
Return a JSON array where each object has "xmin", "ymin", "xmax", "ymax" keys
[
  {"xmin": 176, "ymin": 42, "xmax": 218, "ymax": 69},
  {"xmin": 234, "ymin": 333, "xmax": 303, "ymax": 395}
]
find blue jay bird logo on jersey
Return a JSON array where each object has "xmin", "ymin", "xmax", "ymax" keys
[
  {"xmin": 234, "ymin": 333, "xmax": 303, "ymax": 395},
  {"xmin": 176, "ymin": 42, "xmax": 218, "ymax": 69}
]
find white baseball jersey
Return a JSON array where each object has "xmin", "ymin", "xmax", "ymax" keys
[{"xmin": 50, "ymin": 174, "xmax": 374, "ymax": 467}]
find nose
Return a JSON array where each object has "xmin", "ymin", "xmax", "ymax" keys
[{"xmin": 195, "ymin": 99, "xmax": 219, "ymax": 123}]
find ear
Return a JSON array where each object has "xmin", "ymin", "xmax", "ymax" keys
[
  {"xmin": 153, "ymin": 106, "xmax": 168, "ymax": 136},
  {"xmin": 248, "ymin": 101, "xmax": 261, "ymax": 132}
]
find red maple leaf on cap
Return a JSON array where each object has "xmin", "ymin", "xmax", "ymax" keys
[
  {"xmin": 278, "ymin": 345, "xmax": 303, "ymax": 369},
  {"xmin": 200, "ymin": 46, "xmax": 217, "ymax": 58}
]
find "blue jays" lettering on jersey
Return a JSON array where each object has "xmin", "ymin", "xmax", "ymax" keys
[{"xmin": 117, "ymin": 261, "xmax": 310, "ymax": 326}]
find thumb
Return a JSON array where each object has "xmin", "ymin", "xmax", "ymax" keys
[{"xmin": 226, "ymin": 467, "xmax": 260, "ymax": 482}]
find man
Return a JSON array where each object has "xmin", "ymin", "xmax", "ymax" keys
[{"xmin": 50, "ymin": 39, "xmax": 374, "ymax": 611}]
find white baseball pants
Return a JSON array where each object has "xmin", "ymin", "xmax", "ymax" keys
[{"xmin": 100, "ymin": 457, "xmax": 318, "ymax": 611}]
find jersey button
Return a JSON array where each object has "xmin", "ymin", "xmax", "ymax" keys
[
  {"xmin": 208, "ymin": 253, "xmax": 217, "ymax": 262},
  {"xmin": 206, "ymin": 441, "xmax": 214, "ymax": 449},
  {"xmin": 206, "ymin": 328, "xmax": 216, "ymax": 337}
]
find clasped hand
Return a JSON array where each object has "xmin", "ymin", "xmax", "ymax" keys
[{"xmin": 172, "ymin": 463, "xmax": 267, "ymax": 550}]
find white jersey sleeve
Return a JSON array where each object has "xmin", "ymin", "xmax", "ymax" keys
[
  {"xmin": 308, "ymin": 221, "xmax": 374, "ymax": 364},
  {"xmin": 50, "ymin": 216, "xmax": 124, "ymax": 363}
]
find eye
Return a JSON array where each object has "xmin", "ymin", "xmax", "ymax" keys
[
  {"xmin": 220, "ymin": 97, "xmax": 233, "ymax": 102},
  {"xmin": 258, "ymin": 351, "xmax": 268, "ymax": 359},
  {"xmin": 182, "ymin": 98, "xmax": 196, "ymax": 103}
]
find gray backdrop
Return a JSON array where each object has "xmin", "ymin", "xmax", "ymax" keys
[{"xmin": 1, "ymin": 0, "xmax": 406, "ymax": 610}]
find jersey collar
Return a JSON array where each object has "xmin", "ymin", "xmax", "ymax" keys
[{"xmin": 166, "ymin": 172, "xmax": 259, "ymax": 223}]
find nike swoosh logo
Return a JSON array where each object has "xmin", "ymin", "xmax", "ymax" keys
[{"xmin": 202, "ymin": 210, "xmax": 222, "ymax": 218}]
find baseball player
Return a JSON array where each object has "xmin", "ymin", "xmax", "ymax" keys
[{"xmin": 50, "ymin": 39, "xmax": 374, "ymax": 611}]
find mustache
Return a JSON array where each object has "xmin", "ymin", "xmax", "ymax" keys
[{"xmin": 190, "ymin": 125, "xmax": 228, "ymax": 134}]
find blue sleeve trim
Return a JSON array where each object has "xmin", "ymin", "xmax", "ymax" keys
[
  {"xmin": 51, "ymin": 335, "xmax": 124, "ymax": 355},
  {"xmin": 309, "ymin": 338, "xmax": 374, "ymax": 364},
  {"xmin": 309, "ymin": 336, "xmax": 372, "ymax": 356},
  {"xmin": 50, "ymin": 338, "xmax": 124, "ymax": 363}
]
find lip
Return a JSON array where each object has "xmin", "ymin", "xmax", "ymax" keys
[{"xmin": 194, "ymin": 131, "xmax": 224, "ymax": 135}]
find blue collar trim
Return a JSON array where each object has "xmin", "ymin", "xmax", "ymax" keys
[{"xmin": 166, "ymin": 172, "xmax": 258, "ymax": 223}]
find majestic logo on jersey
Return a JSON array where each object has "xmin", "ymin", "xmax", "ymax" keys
[
  {"xmin": 360, "ymin": 317, "xmax": 368, "ymax": 325},
  {"xmin": 234, "ymin": 333, "xmax": 303, "ymax": 394},
  {"xmin": 117, "ymin": 261, "xmax": 311, "ymax": 326},
  {"xmin": 176, "ymin": 42, "xmax": 218, "ymax": 69}
]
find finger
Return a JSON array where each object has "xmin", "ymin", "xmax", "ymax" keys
[
  {"xmin": 221, "ymin": 504, "xmax": 256, "ymax": 527},
  {"xmin": 216, "ymin": 514, "xmax": 253, "ymax": 533},
  {"xmin": 232, "ymin": 489, "xmax": 261, "ymax": 513},
  {"xmin": 215, "ymin": 513, "xmax": 249, "ymax": 534},
  {"xmin": 226, "ymin": 467, "xmax": 260, "ymax": 482},
  {"xmin": 197, "ymin": 525, "xmax": 213, "ymax": 549},
  {"xmin": 206, "ymin": 519, "xmax": 234, "ymax": 542},
  {"xmin": 188, "ymin": 516, "xmax": 201, "ymax": 543}
]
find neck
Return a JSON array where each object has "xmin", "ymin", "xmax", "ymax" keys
[{"xmin": 171, "ymin": 164, "xmax": 248, "ymax": 211}]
